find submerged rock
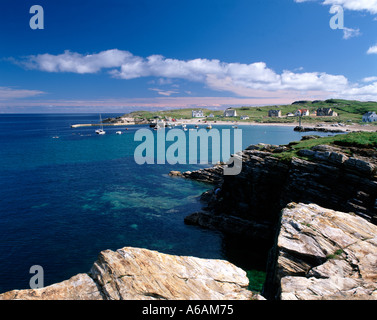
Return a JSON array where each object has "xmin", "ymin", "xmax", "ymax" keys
[{"xmin": 0, "ymin": 247, "xmax": 253, "ymax": 300}]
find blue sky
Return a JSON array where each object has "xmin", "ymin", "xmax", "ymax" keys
[{"xmin": 1, "ymin": 0, "xmax": 377, "ymax": 112}]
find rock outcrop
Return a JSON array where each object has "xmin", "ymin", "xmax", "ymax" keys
[
  {"xmin": 263, "ymin": 203, "xmax": 377, "ymax": 300},
  {"xmin": 294, "ymin": 126, "xmax": 347, "ymax": 133},
  {"xmin": 169, "ymin": 165, "xmax": 224, "ymax": 184},
  {"xmin": 183, "ymin": 142, "xmax": 377, "ymax": 242},
  {"xmin": 0, "ymin": 247, "xmax": 253, "ymax": 300},
  {"xmin": 0, "ymin": 273, "xmax": 103, "ymax": 300},
  {"xmin": 181, "ymin": 138, "xmax": 377, "ymax": 299}
]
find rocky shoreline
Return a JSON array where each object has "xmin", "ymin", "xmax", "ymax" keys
[
  {"xmin": 179, "ymin": 139, "xmax": 377, "ymax": 226},
  {"xmin": 1, "ymin": 134, "xmax": 376, "ymax": 300},
  {"xmin": 174, "ymin": 135, "xmax": 377, "ymax": 299},
  {"xmin": 2, "ymin": 201, "xmax": 375, "ymax": 300},
  {"xmin": 0, "ymin": 247, "xmax": 255, "ymax": 300}
]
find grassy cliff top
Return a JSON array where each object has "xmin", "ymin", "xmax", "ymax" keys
[
  {"xmin": 272, "ymin": 131, "xmax": 377, "ymax": 162},
  {"xmin": 123, "ymin": 99, "xmax": 377, "ymax": 125}
]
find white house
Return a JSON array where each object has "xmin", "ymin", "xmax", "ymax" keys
[
  {"xmin": 224, "ymin": 108, "xmax": 237, "ymax": 117},
  {"xmin": 362, "ymin": 111, "xmax": 377, "ymax": 122},
  {"xmin": 240, "ymin": 115, "xmax": 249, "ymax": 120},
  {"xmin": 192, "ymin": 110, "xmax": 204, "ymax": 118},
  {"xmin": 295, "ymin": 109, "xmax": 310, "ymax": 116}
]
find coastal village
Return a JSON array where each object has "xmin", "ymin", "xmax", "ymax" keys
[{"xmin": 95, "ymin": 99, "xmax": 377, "ymax": 134}]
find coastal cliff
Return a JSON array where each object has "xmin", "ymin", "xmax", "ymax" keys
[
  {"xmin": 183, "ymin": 134, "xmax": 377, "ymax": 242},
  {"xmin": 179, "ymin": 132, "xmax": 377, "ymax": 299}
]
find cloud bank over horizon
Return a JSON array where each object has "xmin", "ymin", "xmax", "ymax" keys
[{"xmin": 12, "ymin": 49, "xmax": 377, "ymax": 104}]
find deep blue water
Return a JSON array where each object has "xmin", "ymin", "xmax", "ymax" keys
[{"xmin": 0, "ymin": 114, "xmax": 336, "ymax": 293}]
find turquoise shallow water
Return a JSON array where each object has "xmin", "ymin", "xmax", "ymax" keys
[{"xmin": 0, "ymin": 114, "xmax": 336, "ymax": 293}]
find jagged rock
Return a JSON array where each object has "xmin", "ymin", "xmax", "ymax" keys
[
  {"xmin": 184, "ymin": 211, "xmax": 272, "ymax": 241},
  {"xmin": 0, "ymin": 274, "xmax": 103, "ymax": 300},
  {"xmin": 0, "ymin": 247, "xmax": 253, "ymax": 300},
  {"xmin": 344, "ymin": 157, "xmax": 376, "ymax": 175},
  {"xmin": 301, "ymin": 135, "xmax": 321, "ymax": 141},
  {"xmin": 294, "ymin": 126, "xmax": 345, "ymax": 133},
  {"xmin": 168, "ymin": 170, "xmax": 183, "ymax": 177},
  {"xmin": 264, "ymin": 203, "xmax": 377, "ymax": 300},
  {"xmin": 182, "ymin": 166, "xmax": 224, "ymax": 184},
  {"xmin": 90, "ymin": 247, "xmax": 252, "ymax": 300},
  {"xmin": 184, "ymin": 140, "xmax": 377, "ymax": 236}
]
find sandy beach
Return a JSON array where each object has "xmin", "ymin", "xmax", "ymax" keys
[
  {"xmin": 179, "ymin": 118, "xmax": 377, "ymax": 133},
  {"xmin": 71, "ymin": 117, "xmax": 377, "ymax": 133}
]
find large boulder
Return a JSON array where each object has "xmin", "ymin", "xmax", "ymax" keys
[
  {"xmin": 0, "ymin": 247, "xmax": 253, "ymax": 300},
  {"xmin": 264, "ymin": 203, "xmax": 377, "ymax": 300},
  {"xmin": 0, "ymin": 273, "xmax": 102, "ymax": 300}
]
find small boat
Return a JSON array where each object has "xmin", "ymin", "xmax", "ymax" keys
[
  {"xmin": 95, "ymin": 129, "xmax": 106, "ymax": 135},
  {"xmin": 116, "ymin": 131, "xmax": 122, "ymax": 135},
  {"xmin": 182, "ymin": 124, "xmax": 186, "ymax": 128},
  {"xmin": 206, "ymin": 124, "xmax": 212, "ymax": 129},
  {"xmin": 95, "ymin": 114, "xmax": 106, "ymax": 135},
  {"xmin": 195, "ymin": 125, "xmax": 199, "ymax": 129},
  {"xmin": 183, "ymin": 128, "xmax": 188, "ymax": 132}
]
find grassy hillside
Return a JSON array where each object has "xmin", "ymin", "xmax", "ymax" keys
[
  {"xmin": 124, "ymin": 99, "xmax": 377, "ymax": 125},
  {"xmin": 272, "ymin": 131, "xmax": 377, "ymax": 162}
]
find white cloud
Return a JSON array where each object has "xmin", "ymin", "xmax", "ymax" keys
[
  {"xmin": 0, "ymin": 86, "xmax": 45, "ymax": 100},
  {"xmin": 342, "ymin": 27, "xmax": 361, "ymax": 39},
  {"xmin": 338, "ymin": 81, "xmax": 377, "ymax": 100},
  {"xmin": 323, "ymin": 0, "xmax": 377, "ymax": 14},
  {"xmin": 295, "ymin": 0, "xmax": 377, "ymax": 14},
  {"xmin": 22, "ymin": 49, "xmax": 133, "ymax": 74},
  {"xmin": 14, "ymin": 49, "xmax": 377, "ymax": 101},
  {"xmin": 362, "ymin": 76, "xmax": 377, "ymax": 82},
  {"xmin": 148, "ymin": 88, "xmax": 179, "ymax": 96},
  {"xmin": 367, "ymin": 45, "xmax": 377, "ymax": 54}
]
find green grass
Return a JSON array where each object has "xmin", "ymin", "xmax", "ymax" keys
[
  {"xmin": 326, "ymin": 249, "xmax": 344, "ymax": 260},
  {"xmin": 272, "ymin": 132, "xmax": 377, "ymax": 162},
  {"xmin": 122, "ymin": 99, "xmax": 377, "ymax": 125}
]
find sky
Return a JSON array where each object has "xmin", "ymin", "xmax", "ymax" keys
[{"xmin": 0, "ymin": 0, "xmax": 377, "ymax": 113}]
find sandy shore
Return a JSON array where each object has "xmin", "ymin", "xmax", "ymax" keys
[
  {"xmin": 179, "ymin": 119, "xmax": 377, "ymax": 133},
  {"xmin": 72, "ymin": 118, "xmax": 376, "ymax": 133}
]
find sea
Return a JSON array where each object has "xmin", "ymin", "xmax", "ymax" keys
[{"xmin": 0, "ymin": 114, "xmax": 337, "ymax": 294}]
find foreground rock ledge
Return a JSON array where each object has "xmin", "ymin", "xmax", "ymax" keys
[
  {"xmin": 0, "ymin": 247, "xmax": 253, "ymax": 300},
  {"xmin": 264, "ymin": 203, "xmax": 377, "ymax": 300}
]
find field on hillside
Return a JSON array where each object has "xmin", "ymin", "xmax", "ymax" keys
[{"xmin": 124, "ymin": 99, "xmax": 377, "ymax": 125}]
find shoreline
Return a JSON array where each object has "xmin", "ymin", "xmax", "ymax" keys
[
  {"xmin": 71, "ymin": 119, "xmax": 377, "ymax": 133},
  {"xmin": 177, "ymin": 119, "xmax": 377, "ymax": 133}
]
